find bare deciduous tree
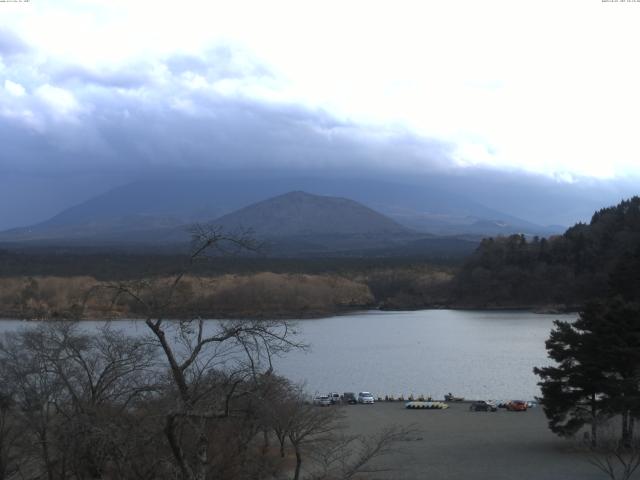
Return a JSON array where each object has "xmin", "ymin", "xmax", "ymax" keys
[
  {"xmin": 0, "ymin": 390, "xmax": 23, "ymax": 480},
  {"xmin": 285, "ymin": 391, "xmax": 343, "ymax": 480},
  {"xmin": 99, "ymin": 226, "xmax": 304, "ymax": 480},
  {"xmin": 585, "ymin": 424, "xmax": 640, "ymax": 480},
  {"xmin": 0, "ymin": 322, "xmax": 160, "ymax": 479},
  {"xmin": 308, "ymin": 425, "xmax": 415, "ymax": 480}
]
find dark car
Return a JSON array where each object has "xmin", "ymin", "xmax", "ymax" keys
[
  {"xmin": 342, "ymin": 392, "xmax": 357, "ymax": 404},
  {"xmin": 469, "ymin": 400, "xmax": 498, "ymax": 412}
]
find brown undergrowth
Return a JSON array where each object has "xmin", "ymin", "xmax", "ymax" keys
[{"xmin": 0, "ymin": 273, "xmax": 375, "ymax": 320}]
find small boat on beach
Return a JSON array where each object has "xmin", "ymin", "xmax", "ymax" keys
[{"xmin": 405, "ymin": 401, "xmax": 449, "ymax": 409}]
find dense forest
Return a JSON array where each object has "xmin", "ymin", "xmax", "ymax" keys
[
  {"xmin": 0, "ymin": 248, "xmax": 462, "ymax": 280},
  {"xmin": 453, "ymin": 196, "xmax": 640, "ymax": 308}
]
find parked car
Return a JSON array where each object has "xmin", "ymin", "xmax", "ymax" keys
[
  {"xmin": 506, "ymin": 400, "xmax": 528, "ymax": 411},
  {"xmin": 313, "ymin": 394, "xmax": 332, "ymax": 406},
  {"xmin": 342, "ymin": 392, "xmax": 357, "ymax": 404},
  {"xmin": 469, "ymin": 400, "xmax": 498, "ymax": 412},
  {"xmin": 357, "ymin": 392, "xmax": 375, "ymax": 404},
  {"xmin": 328, "ymin": 392, "xmax": 341, "ymax": 404},
  {"xmin": 444, "ymin": 393, "xmax": 464, "ymax": 402}
]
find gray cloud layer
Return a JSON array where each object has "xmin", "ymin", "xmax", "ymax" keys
[
  {"xmin": 0, "ymin": 33, "xmax": 452, "ymax": 179},
  {"xmin": 0, "ymin": 28, "xmax": 636, "ymax": 231}
]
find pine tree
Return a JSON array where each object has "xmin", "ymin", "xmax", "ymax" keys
[
  {"xmin": 595, "ymin": 299, "xmax": 640, "ymax": 446},
  {"xmin": 609, "ymin": 247, "xmax": 640, "ymax": 302},
  {"xmin": 534, "ymin": 303, "xmax": 611, "ymax": 446},
  {"xmin": 535, "ymin": 299, "xmax": 640, "ymax": 446}
]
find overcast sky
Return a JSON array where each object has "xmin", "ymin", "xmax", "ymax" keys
[{"xmin": 1, "ymin": 0, "xmax": 639, "ymax": 228}]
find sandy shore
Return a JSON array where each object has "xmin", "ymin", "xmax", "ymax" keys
[{"xmin": 340, "ymin": 402, "xmax": 604, "ymax": 480}]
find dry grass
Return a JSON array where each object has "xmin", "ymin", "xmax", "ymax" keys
[
  {"xmin": 0, "ymin": 276, "xmax": 97, "ymax": 319},
  {"xmin": 0, "ymin": 273, "xmax": 374, "ymax": 320},
  {"xmin": 0, "ymin": 263, "xmax": 455, "ymax": 320},
  {"xmin": 192, "ymin": 272, "xmax": 374, "ymax": 317}
]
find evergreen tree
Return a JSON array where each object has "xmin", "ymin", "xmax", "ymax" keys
[
  {"xmin": 609, "ymin": 247, "xmax": 640, "ymax": 302},
  {"xmin": 595, "ymin": 299, "xmax": 640, "ymax": 446},
  {"xmin": 534, "ymin": 303, "xmax": 611, "ymax": 446},
  {"xmin": 535, "ymin": 299, "xmax": 640, "ymax": 446}
]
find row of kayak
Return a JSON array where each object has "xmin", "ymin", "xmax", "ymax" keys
[{"xmin": 405, "ymin": 401, "xmax": 449, "ymax": 409}]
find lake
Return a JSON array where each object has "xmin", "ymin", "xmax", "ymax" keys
[{"xmin": 0, "ymin": 309, "xmax": 575, "ymax": 401}]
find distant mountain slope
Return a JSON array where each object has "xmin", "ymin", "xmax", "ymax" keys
[
  {"xmin": 214, "ymin": 191, "xmax": 410, "ymax": 237},
  {"xmin": 0, "ymin": 187, "xmax": 482, "ymax": 257},
  {"xmin": 34, "ymin": 179, "xmax": 244, "ymax": 228},
  {"xmin": 0, "ymin": 176, "xmax": 554, "ymax": 248},
  {"xmin": 0, "ymin": 214, "xmax": 183, "ymax": 244},
  {"xmin": 13, "ymin": 176, "xmax": 551, "ymax": 232}
]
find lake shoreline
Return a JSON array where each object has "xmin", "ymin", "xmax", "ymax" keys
[{"xmin": 0, "ymin": 302, "xmax": 579, "ymax": 322}]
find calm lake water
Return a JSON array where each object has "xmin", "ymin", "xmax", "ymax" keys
[{"xmin": 0, "ymin": 309, "xmax": 575, "ymax": 400}]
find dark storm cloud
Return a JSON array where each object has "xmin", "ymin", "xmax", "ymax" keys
[
  {"xmin": 0, "ymin": 91, "xmax": 450, "ymax": 177},
  {"xmin": 0, "ymin": 37, "xmax": 453, "ymax": 178},
  {"xmin": 0, "ymin": 37, "xmax": 453, "ymax": 231}
]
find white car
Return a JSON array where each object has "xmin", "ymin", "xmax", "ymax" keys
[
  {"xmin": 357, "ymin": 392, "xmax": 375, "ymax": 404},
  {"xmin": 313, "ymin": 394, "xmax": 332, "ymax": 406}
]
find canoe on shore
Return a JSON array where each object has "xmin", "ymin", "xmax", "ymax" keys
[{"xmin": 405, "ymin": 401, "xmax": 449, "ymax": 409}]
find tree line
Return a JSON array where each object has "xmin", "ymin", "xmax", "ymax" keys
[
  {"xmin": 454, "ymin": 196, "xmax": 640, "ymax": 308},
  {"xmin": 0, "ymin": 248, "xmax": 461, "ymax": 281}
]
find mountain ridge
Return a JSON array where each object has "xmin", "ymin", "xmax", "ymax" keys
[{"xmin": 0, "ymin": 177, "xmax": 557, "ymax": 243}]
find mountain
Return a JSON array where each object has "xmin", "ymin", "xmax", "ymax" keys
[
  {"xmin": 214, "ymin": 191, "xmax": 409, "ymax": 237},
  {"xmin": 0, "ymin": 176, "xmax": 555, "ymax": 246},
  {"xmin": 209, "ymin": 191, "xmax": 427, "ymax": 255},
  {"xmin": 0, "ymin": 188, "xmax": 483, "ymax": 257}
]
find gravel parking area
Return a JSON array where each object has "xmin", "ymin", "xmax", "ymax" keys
[{"xmin": 341, "ymin": 402, "xmax": 606, "ymax": 480}]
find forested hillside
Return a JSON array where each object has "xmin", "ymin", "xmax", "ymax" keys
[{"xmin": 454, "ymin": 196, "xmax": 640, "ymax": 308}]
